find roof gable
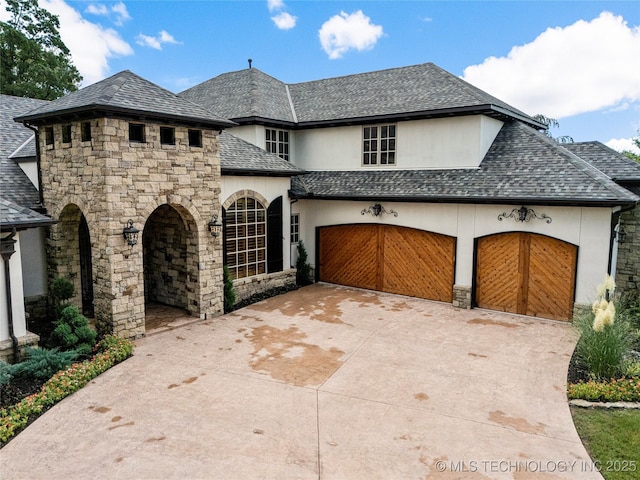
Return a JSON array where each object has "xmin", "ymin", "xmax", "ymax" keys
[{"xmin": 14, "ymin": 71, "xmax": 235, "ymax": 128}]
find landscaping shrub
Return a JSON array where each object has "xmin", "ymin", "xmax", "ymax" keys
[
  {"xmin": 296, "ymin": 240, "xmax": 312, "ymax": 286},
  {"xmin": 0, "ymin": 363, "xmax": 13, "ymax": 387},
  {"xmin": 48, "ymin": 306, "xmax": 97, "ymax": 357},
  {"xmin": 573, "ymin": 276, "xmax": 633, "ymax": 382},
  {"xmin": 51, "ymin": 276, "xmax": 74, "ymax": 317},
  {"xmin": 223, "ymin": 265, "xmax": 236, "ymax": 313},
  {"xmin": 0, "ymin": 335, "xmax": 134, "ymax": 445},
  {"xmin": 11, "ymin": 348, "xmax": 78, "ymax": 380},
  {"xmin": 568, "ymin": 378, "xmax": 640, "ymax": 403}
]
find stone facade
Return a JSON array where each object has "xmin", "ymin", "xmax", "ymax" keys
[
  {"xmin": 452, "ymin": 284, "xmax": 472, "ymax": 309},
  {"xmin": 233, "ymin": 269, "xmax": 297, "ymax": 304},
  {"xmin": 0, "ymin": 331, "xmax": 39, "ymax": 363},
  {"xmin": 616, "ymin": 204, "xmax": 640, "ymax": 298},
  {"xmin": 40, "ymin": 117, "xmax": 224, "ymax": 338}
]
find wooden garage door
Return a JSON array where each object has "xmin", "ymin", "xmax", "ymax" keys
[
  {"xmin": 318, "ymin": 225, "xmax": 455, "ymax": 302},
  {"xmin": 475, "ymin": 233, "xmax": 577, "ymax": 321}
]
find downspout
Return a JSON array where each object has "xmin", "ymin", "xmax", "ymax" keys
[
  {"xmin": 23, "ymin": 122, "xmax": 45, "ymax": 210},
  {"xmin": 1, "ymin": 229, "xmax": 20, "ymax": 363}
]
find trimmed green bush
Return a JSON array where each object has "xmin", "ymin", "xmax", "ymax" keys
[
  {"xmin": 223, "ymin": 265, "xmax": 236, "ymax": 313},
  {"xmin": 296, "ymin": 240, "xmax": 312, "ymax": 286},
  {"xmin": 51, "ymin": 276, "xmax": 74, "ymax": 317},
  {"xmin": 11, "ymin": 347, "xmax": 78, "ymax": 380},
  {"xmin": 49, "ymin": 306, "xmax": 97, "ymax": 357}
]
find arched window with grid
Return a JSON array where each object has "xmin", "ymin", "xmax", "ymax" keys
[{"xmin": 224, "ymin": 196, "xmax": 267, "ymax": 279}]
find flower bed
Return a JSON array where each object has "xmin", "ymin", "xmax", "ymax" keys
[
  {"xmin": 0, "ymin": 336, "xmax": 134, "ymax": 445},
  {"xmin": 568, "ymin": 378, "xmax": 640, "ymax": 403}
]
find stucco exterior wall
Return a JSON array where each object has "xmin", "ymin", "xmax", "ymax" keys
[
  {"xmin": 293, "ymin": 199, "xmax": 613, "ymax": 306},
  {"xmin": 291, "ymin": 115, "xmax": 503, "ymax": 171},
  {"xmin": 19, "ymin": 227, "xmax": 47, "ymax": 297}
]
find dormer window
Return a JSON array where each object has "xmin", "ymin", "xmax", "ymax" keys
[
  {"xmin": 129, "ymin": 123, "xmax": 145, "ymax": 143},
  {"xmin": 62, "ymin": 124, "xmax": 72, "ymax": 144},
  {"xmin": 266, "ymin": 128, "xmax": 289, "ymax": 161},
  {"xmin": 160, "ymin": 126, "xmax": 175, "ymax": 145},
  {"xmin": 363, "ymin": 124, "xmax": 396, "ymax": 166}
]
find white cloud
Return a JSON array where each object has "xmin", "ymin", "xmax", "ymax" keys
[
  {"xmin": 136, "ymin": 30, "xmax": 180, "ymax": 50},
  {"xmin": 39, "ymin": 0, "xmax": 133, "ymax": 86},
  {"xmin": 267, "ymin": 0, "xmax": 284, "ymax": 13},
  {"xmin": 319, "ymin": 10, "xmax": 384, "ymax": 60},
  {"xmin": 606, "ymin": 137, "xmax": 640, "ymax": 155},
  {"xmin": 462, "ymin": 12, "xmax": 640, "ymax": 118},
  {"xmin": 272, "ymin": 12, "xmax": 296, "ymax": 30},
  {"xmin": 85, "ymin": 2, "xmax": 130, "ymax": 26}
]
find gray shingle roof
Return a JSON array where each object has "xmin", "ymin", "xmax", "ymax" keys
[
  {"xmin": 180, "ymin": 63, "xmax": 542, "ymax": 128},
  {"xmin": 219, "ymin": 131, "xmax": 304, "ymax": 176},
  {"xmin": 0, "ymin": 198, "xmax": 55, "ymax": 231},
  {"xmin": 1, "ymin": 94, "xmax": 47, "ymax": 209},
  {"xmin": 290, "ymin": 121, "xmax": 639, "ymax": 207},
  {"xmin": 14, "ymin": 71, "xmax": 235, "ymax": 128},
  {"xmin": 180, "ymin": 69, "xmax": 295, "ymax": 123},
  {"xmin": 562, "ymin": 142, "xmax": 640, "ymax": 183}
]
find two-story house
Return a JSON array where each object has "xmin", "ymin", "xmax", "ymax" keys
[{"xmin": 3, "ymin": 62, "xmax": 639, "ymax": 356}]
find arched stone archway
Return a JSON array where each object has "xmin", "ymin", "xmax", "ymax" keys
[
  {"xmin": 143, "ymin": 204, "xmax": 200, "ymax": 315},
  {"xmin": 49, "ymin": 204, "xmax": 94, "ymax": 315}
]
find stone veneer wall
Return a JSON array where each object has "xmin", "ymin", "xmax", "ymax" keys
[
  {"xmin": 40, "ymin": 117, "xmax": 223, "ymax": 338},
  {"xmin": 616, "ymin": 204, "xmax": 640, "ymax": 298},
  {"xmin": 233, "ymin": 269, "xmax": 297, "ymax": 304},
  {"xmin": 452, "ymin": 285, "xmax": 472, "ymax": 309}
]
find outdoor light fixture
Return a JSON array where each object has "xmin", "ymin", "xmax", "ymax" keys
[
  {"xmin": 616, "ymin": 224, "xmax": 627, "ymax": 244},
  {"xmin": 498, "ymin": 206, "xmax": 552, "ymax": 224},
  {"xmin": 208, "ymin": 213, "xmax": 222, "ymax": 238},
  {"xmin": 122, "ymin": 219, "xmax": 140, "ymax": 246},
  {"xmin": 361, "ymin": 203, "xmax": 398, "ymax": 217}
]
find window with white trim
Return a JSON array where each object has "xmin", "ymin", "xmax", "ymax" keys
[
  {"xmin": 224, "ymin": 196, "xmax": 267, "ymax": 279},
  {"xmin": 266, "ymin": 128, "xmax": 289, "ymax": 161},
  {"xmin": 290, "ymin": 214, "xmax": 299, "ymax": 243},
  {"xmin": 363, "ymin": 124, "xmax": 396, "ymax": 165}
]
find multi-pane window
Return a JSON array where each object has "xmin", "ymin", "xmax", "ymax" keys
[
  {"xmin": 266, "ymin": 128, "xmax": 289, "ymax": 161},
  {"xmin": 160, "ymin": 127, "xmax": 175, "ymax": 145},
  {"xmin": 129, "ymin": 123, "xmax": 145, "ymax": 143},
  {"xmin": 290, "ymin": 214, "xmax": 299, "ymax": 243},
  {"xmin": 363, "ymin": 124, "xmax": 396, "ymax": 165},
  {"xmin": 225, "ymin": 196, "xmax": 267, "ymax": 279}
]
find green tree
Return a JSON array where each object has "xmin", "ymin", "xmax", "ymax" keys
[
  {"xmin": 621, "ymin": 131, "xmax": 640, "ymax": 164},
  {"xmin": 0, "ymin": 0, "xmax": 81, "ymax": 99},
  {"xmin": 533, "ymin": 114, "xmax": 574, "ymax": 144}
]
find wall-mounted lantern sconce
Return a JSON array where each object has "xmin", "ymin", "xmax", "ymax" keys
[
  {"xmin": 615, "ymin": 224, "xmax": 627, "ymax": 244},
  {"xmin": 208, "ymin": 213, "xmax": 222, "ymax": 238},
  {"xmin": 361, "ymin": 203, "xmax": 398, "ymax": 218},
  {"xmin": 122, "ymin": 219, "xmax": 140, "ymax": 246},
  {"xmin": 498, "ymin": 206, "xmax": 552, "ymax": 224}
]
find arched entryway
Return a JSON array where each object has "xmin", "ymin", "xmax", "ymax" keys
[
  {"xmin": 54, "ymin": 205, "xmax": 94, "ymax": 316},
  {"xmin": 474, "ymin": 232, "xmax": 578, "ymax": 321},
  {"xmin": 143, "ymin": 204, "xmax": 199, "ymax": 317}
]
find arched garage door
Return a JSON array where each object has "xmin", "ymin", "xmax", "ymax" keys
[
  {"xmin": 318, "ymin": 225, "xmax": 455, "ymax": 302},
  {"xmin": 475, "ymin": 232, "xmax": 577, "ymax": 321}
]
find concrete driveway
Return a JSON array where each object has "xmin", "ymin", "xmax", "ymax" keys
[{"xmin": 1, "ymin": 284, "xmax": 599, "ymax": 479}]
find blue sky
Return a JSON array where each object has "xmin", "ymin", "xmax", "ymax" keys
[{"xmin": 3, "ymin": 1, "xmax": 639, "ymax": 151}]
